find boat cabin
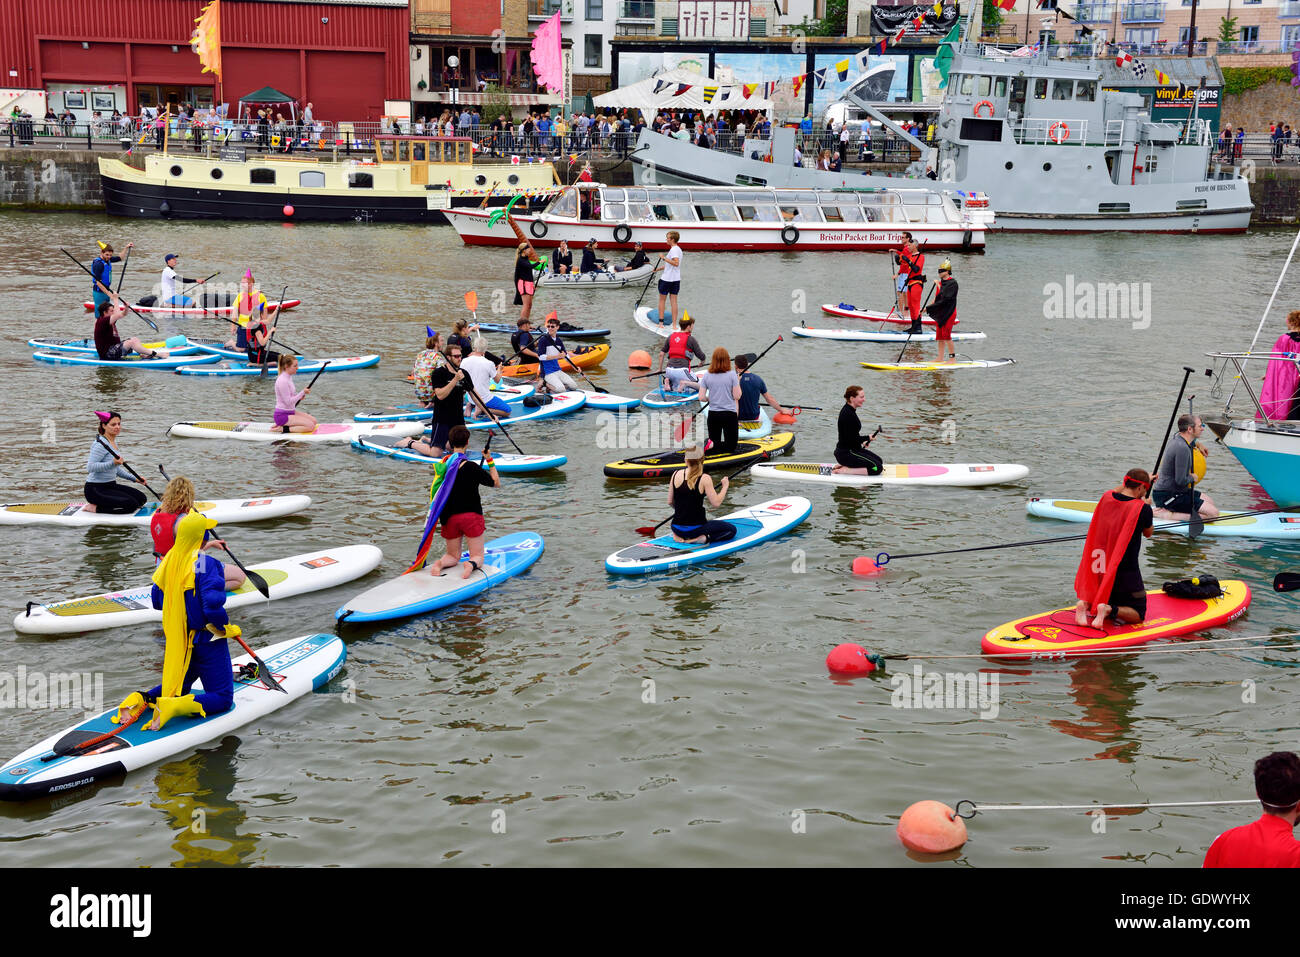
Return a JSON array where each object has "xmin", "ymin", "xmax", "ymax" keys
[{"xmin": 373, "ymin": 135, "xmax": 475, "ymax": 185}]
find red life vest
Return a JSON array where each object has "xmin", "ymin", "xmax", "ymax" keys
[
  {"xmin": 667, "ymin": 330, "xmax": 690, "ymax": 360},
  {"xmin": 150, "ymin": 510, "xmax": 181, "ymax": 558}
]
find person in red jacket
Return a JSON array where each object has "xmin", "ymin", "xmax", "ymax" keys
[
  {"xmin": 1205, "ymin": 752, "xmax": 1300, "ymax": 867},
  {"xmin": 895, "ymin": 235, "xmax": 925, "ymax": 334}
]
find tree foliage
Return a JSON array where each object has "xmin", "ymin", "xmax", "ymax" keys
[{"xmin": 1218, "ymin": 16, "xmax": 1238, "ymax": 45}]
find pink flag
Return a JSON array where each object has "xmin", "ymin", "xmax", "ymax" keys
[{"xmin": 530, "ymin": 10, "xmax": 563, "ymax": 95}]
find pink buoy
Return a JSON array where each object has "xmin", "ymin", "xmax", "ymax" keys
[
  {"xmin": 897, "ymin": 801, "xmax": 967, "ymax": 854},
  {"xmin": 852, "ymin": 555, "xmax": 883, "ymax": 576},
  {"xmin": 283, "ymin": 204, "xmax": 295, "ymax": 217},
  {"xmin": 826, "ymin": 642, "xmax": 875, "ymax": 675}
]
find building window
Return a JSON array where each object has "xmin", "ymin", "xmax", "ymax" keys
[
  {"xmin": 584, "ymin": 34, "xmax": 602, "ymax": 68},
  {"xmin": 1241, "ymin": 25, "xmax": 1260, "ymax": 41},
  {"xmin": 586, "ymin": 0, "xmax": 602, "ymax": 18},
  {"xmin": 1126, "ymin": 27, "xmax": 1159, "ymax": 44},
  {"xmin": 1178, "ymin": 26, "xmax": 1196, "ymax": 42},
  {"xmin": 1285, "ymin": 24, "xmax": 1300, "ymax": 45}
]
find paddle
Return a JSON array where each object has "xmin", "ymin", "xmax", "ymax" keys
[
  {"xmin": 96, "ymin": 437, "xmax": 160, "ymax": 501},
  {"xmin": 677, "ymin": 335, "xmax": 783, "ymax": 442},
  {"xmin": 628, "ymin": 363, "xmax": 705, "ymax": 382},
  {"xmin": 62, "ymin": 248, "xmax": 159, "ymax": 333},
  {"xmin": 1153, "ymin": 367, "xmax": 1211, "ymax": 539},
  {"xmin": 764, "ymin": 403, "xmax": 822, "ymax": 410},
  {"xmin": 295, "ymin": 360, "xmax": 331, "ymax": 400},
  {"xmin": 635, "ymin": 459, "xmax": 758, "ymax": 537},
  {"xmin": 550, "ymin": 324, "xmax": 608, "ymax": 393},
  {"xmin": 1275, "ymin": 572, "xmax": 1300, "ymax": 593},
  {"xmin": 893, "ymin": 282, "xmax": 937, "ymax": 364},
  {"xmin": 214, "ymin": 624, "xmax": 286, "ymax": 693},
  {"xmin": 437, "ymin": 348, "xmax": 526, "ymax": 455},
  {"xmin": 634, "ymin": 258, "xmax": 658, "ymax": 310},
  {"xmin": 259, "ymin": 285, "xmax": 290, "ymax": 376},
  {"xmin": 183, "ymin": 270, "xmax": 220, "ymax": 296},
  {"xmin": 113, "ymin": 245, "xmax": 131, "ymax": 295},
  {"xmin": 40, "ymin": 700, "xmax": 147, "ymax": 761}
]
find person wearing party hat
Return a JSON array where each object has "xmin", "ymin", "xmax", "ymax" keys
[
  {"xmin": 226, "ymin": 269, "xmax": 279, "ymax": 351},
  {"xmin": 84, "ymin": 411, "xmax": 149, "ymax": 514},
  {"xmin": 924, "ymin": 259, "xmax": 959, "ymax": 364},
  {"xmin": 112, "ymin": 511, "xmax": 241, "ymax": 731},
  {"xmin": 90, "ymin": 240, "xmax": 132, "ymax": 312}
]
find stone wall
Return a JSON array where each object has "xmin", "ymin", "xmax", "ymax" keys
[
  {"xmin": 0, "ymin": 149, "xmax": 104, "ymax": 209},
  {"xmin": 1221, "ymin": 79, "xmax": 1300, "ymax": 134}
]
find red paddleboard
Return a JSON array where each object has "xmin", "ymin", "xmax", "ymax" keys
[
  {"xmin": 981, "ymin": 580, "xmax": 1251, "ymax": 659},
  {"xmin": 819, "ymin": 303, "xmax": 958, "ymax": 327}
]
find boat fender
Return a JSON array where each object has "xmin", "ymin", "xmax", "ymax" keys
[
  {"xmin": 159, "ymin": 200, "xmax": 171, "ymax": 216},
  {"xmin": 781, "ymin": 224, "xmax": 799, "ymax": 246},
  {"xmin": 613, "ymin": 223, "xmax": 632, "ymax": 244},
  {"xmin": 530, "ymin": 219, "xmax": 548, "ymax": 239},
  {"xmin": 973, "ymin": 100, "xmax": 994, "ymax": 118},
  {"xmin": 961, "ymin": 229, "xmax": 972, "ymax": 250}
]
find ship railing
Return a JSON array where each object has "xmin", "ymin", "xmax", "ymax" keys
[
  {"xmin": 1205, "ymin": 351, "xmax": 1300, "ymax": 423},
  {"xmin": 1011, "ymin": 118, "xmax": 1104, "ymax": 146}
]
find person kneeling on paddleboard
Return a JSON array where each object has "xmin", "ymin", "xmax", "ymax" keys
[
  {"xmin": 411, "ymin": 425, "xmax": 500, "ymax": 580},
  {"xmin": 926, "ymin": 260, "xmax": 958, "ymax": 364},
  {"xmin": 274, "ymin": 355, "xmax": 318, "ymax": 434},
  {"xmin": 84, "ymin": 411, "xmax": 150, "ymax": 514},
  {"xmin": 150, "ymin": 475, "xmax": 246, "ymax": 591},
  {"xmin": 1073, "ymin": 468, "xmax": 1155, "ymax": 629},
  {"xmin": 112, "ymin": 512, "xmax": 241, "ymax": 731},
  {"xmin": 832, "ymin": 386, "xmax": 883, "ymax": 476},
  {"xmin": 1151, "ymin": 415, "xmax": 1219, "ymax": 523},
  {"xmin": 656, "ymin": 316, "xmax": 706, "ymax": 395},
  {"xmin": 1204, "ymin": 751, "xmax": 1300, "ymax": 867},
  {"xmin": 669, "ymin": 445, "xmax": 737, "ymax": 545},
  {"xmin": 246, "ymin": 306, "xmax": 280, "ymax": 367}
]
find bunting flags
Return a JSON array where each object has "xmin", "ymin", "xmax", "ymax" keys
[
  {"xmin": 702, "ymin": 85, "xmax": 718, "ymax": 103},
  {"xmin": 933, "ymin": 23, "xmax": 961, "ymax": 89},
  {"xmin": 1131, "ymin": 59, "xmax": 1147, "ymax": 78},
  {"xmin": 933, "ymin": 1, "xmax": 942, "ymax": 13},
  {"xmin": 875, "ymin": 38, "xmax": 888, "ymax": 55},
  {"xmin": 836, "ymin": 58, "xmax": 851, "ymax": 80},
  {"xmin": 791, "ymin": 74, "xmax": 806, "ymax": 98},
  {"xmin": 813, "ymin": 67, "xmax": 828, "ymax": 89},
  {"xmin": 993, "ymin": 0, "xmax": 1015, "ymax": 9},
  {"xmin": 1009, "ymin": 43, "xmax": 1039, "ymax": 56},
  {"xmin": 1154, "ymin": 69, "xmax": 1171, "ymax": 84},
  {"xmin": 1116, "ymin": 51, "xmax": 1133, "ymax": 68},
  {"xmin": 855, "ymin": 50, "xmax": 872, "ymax": 72},
  {"xmin": 673, "ymin": 83, "xmax": 691, "ymax": 96},
  {"xmin": 652, "ymin": 79, "xmax": 666, "ymax": 94},
  {"xmin": 743, "ymin": 83, "xmax": 758, "ymax": 98},
  {"xmin": 893, "ymin": 27, "xmax": 906, "ymax": 43},
  {"xmin": 189, "ymin": 0, "xmax": 222, "ymax": 79}
]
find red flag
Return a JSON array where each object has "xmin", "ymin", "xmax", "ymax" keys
[{"xmin": 993, "ymin": 0, "xmax": 1016, "ymax": 9}]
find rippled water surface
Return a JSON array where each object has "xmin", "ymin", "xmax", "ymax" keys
[{"xmin": 1, "ymin": 211, "xmax": 1297, "ymax": 866}]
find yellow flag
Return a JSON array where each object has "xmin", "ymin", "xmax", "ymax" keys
[{"xmin": 190, "ymin": 0, "xmax": 222, "ymax": 79}]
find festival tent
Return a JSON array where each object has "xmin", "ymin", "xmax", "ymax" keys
[
  {"xmin": 237, "ymin": 86, "xmax": 297, "ymax": 121},
  {"xmin": 593, "ymin": 69, "xmax": 773, "ymax": 120}
]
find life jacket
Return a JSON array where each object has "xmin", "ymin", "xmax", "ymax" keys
[
  {"xmin": 667, "ymin": 330, "xmax": 690, "ymax": 360},
  {"xmin": 150, "ymin": 510, "xmax": 181, "ymax": 559}
]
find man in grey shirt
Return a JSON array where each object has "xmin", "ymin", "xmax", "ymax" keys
[{"xmin": 1152, "ymin": 415, "xmax": 1220, "ymax": 520}]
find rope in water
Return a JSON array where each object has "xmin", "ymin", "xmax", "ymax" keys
[
  {"xmin": 952, "ymin": 798, "xmax": 1257, "ymax": 819},
  {"xmin": 876, "ymin": 631, "xmax": 1300, "ymax": 661}
]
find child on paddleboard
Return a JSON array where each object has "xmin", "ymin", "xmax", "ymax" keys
[
  {"xmin": 668, "ymin": 445, "xmax": 736, "ymax": 545},
  {"xmin": 274, "ymin": 355, "xmax": 318, "ymax": 434},
  {"xmin": 1073, "ymin": 468, "xmax": 1154, "ymax": 628},
  {"xmin": 656, "ymin": 315, "xmax": 705, "ymax": 395},
  {"xmin": 149, "ymin": 475, "xmax": 246, "ymax": 591}
]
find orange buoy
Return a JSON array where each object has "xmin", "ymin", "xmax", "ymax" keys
[
  {"xmin": 897, "ymin": 801, "xmax": 967, "ymax": 854},
  {"xmin": 826, "ymin": 643, "xmax": 876, "ymax": 675},
  {"xmin": 283, "ymin": 204, "xmax": 295, "ymax": 217},
  {"xmin": 851, "ymin": 555, "xmax": 883, "ymax": 576},
  {"xmin": 628, "ymin": 349, "xmax": 652, "ymax": 369},
  {"xmin": 773, "ymin": 409, "xmax": 798, "ymax": 425}
]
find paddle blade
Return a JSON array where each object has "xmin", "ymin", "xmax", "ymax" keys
[
  {"xmin": 1275, "ymin": 572, "xmax": 1300, "ymax": 593},
  {"xmin": 465, "ymin": 291, "xmax": 478, "ymax": 313},
  {"xmin": 252, "ymin": 656, "xmax": 285, "ymax": 693},
  {"xmin": 246, "ymin": 568, "xmax": 271, "ymax": 599},
  {"xmin": 635, "ymin": 526, "xmax": 659, "ymax": 536}
]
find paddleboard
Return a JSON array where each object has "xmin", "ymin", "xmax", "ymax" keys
[
  {"xmin": 336, "ymin": 531, "xmax": 544, "ymax": 623},
  {"xmin": 470, "ymin": 321, "xmax": 610, "ymax": 339},
  {"xmin": 30, "ymin": 336, "xmax": 220, "ymax": 356},
  {"xmin": 821, "ymin": 303, "xmax": 954, "ymax": 327},
  {"xmin": 33, "ymin": 350, "xmax": 221, "ymax": 371},
  {"xmin": 351, "ymin": 434, "xmax": 566, "ymax": 473},
  {"xmin": 792, "ymin": 326, "xmax": 986, "ymax": 342},
  {"xmin": 605, "ymin": 496, "xmax": 812, "ymax": 575},
  {"xmin": 81, "ymin": 298, "xmax": 303, "ymax": 318},
  {"xmin": 498, "ymin": 343, "xmax": 610, "ymax": 379},
  {"xmin": 752, "ymin": 462, "xmax": 1030, "ymax": 487},
  {"xmin": 738, "ymin": 408, "xmax": 772, "ymax": 440},
  {"xmin": 980, "ymin": 581, "xmax": 1252, "ymax": 658},
  {"xmin": 0, "ymin": 494, "xmax": 311, "ymax": 527},
  {"xmin": 353, "ymin": 387, "xmax": 536, "ymax": 422},
  {"xmin": 604, "ymin": 432, "xmax": 795, "ymax": 479},
  {"xmin": 441, "ymin": 392, "xmax": 587, "ymax": 430},
  {"xmin": 634, "ymin": 305, "xmax": 676, "ymax": 338},
  {"xmin": 175, "ymin": 355, "xmax": 381, "ymax": 376},
  {"xmin": 0, "ymin": 632, "xmax": 343, "ymax": 801},
  {"xmin": 860, "ymin": 358, "xmax": 1015, "ymax": 371},
  {"xmin": 538, "ymin": 263, "xmax": 655, "ymax": 287},
  {"xmin": 1027, "ymin": 497, "xmax": 1300, "ymax": 540},
  {"xmin": 169, "ymin": 421, "xmax": 422, "ymax": 443},
  {"xmin": 15, "ymin": 544, "xmax": 383, "ymax": 635},
  {"xmin": 641, "ymin": 388, "xmax": 700, "ymax": 410},
  {"xmin": 580, "ymin": 390, "xmax": 641, "ymax": 411}
]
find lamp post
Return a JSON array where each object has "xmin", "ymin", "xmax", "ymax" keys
[{"xmin": 1186, "ymin": 0, "xmax": 1199, "ymax": 57}]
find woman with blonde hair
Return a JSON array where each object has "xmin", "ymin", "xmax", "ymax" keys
[
  {"xmin": 695, "ymin": 347, "xmax": 742, "ymax": 455},
  {"xmin": 667, "ymin": 445, "xmax": 736, "ymax": 545},
  {"xmin": 149, "ymin": 476, "xmax": 246, "ymax": 590},
  {"xmin": 274, "ymin": 354, "xmax": 318, "ymax": 434},
  {"xmin": 513, "ymin": 241, "xmax": 539, "ymax": 321}
]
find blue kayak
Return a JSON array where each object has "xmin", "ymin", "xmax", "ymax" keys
[
  {"xmin": 175, "ymin": 355, "xmax": 381, "ymax": 376},
  {"xmin": 33, "ymin": 350, "xmax": 221, "ymax": 371},
  {"xmin": 351, "ymin": 434, "xmax": 566, "ymax": 472}
]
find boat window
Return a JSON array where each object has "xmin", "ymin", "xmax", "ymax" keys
[
  {"xmin": 994, "ymin": 76, "xmax": 1007, "ymax": 98},
  {"xmin": 603, "ymin": 203, "xmax": 626, "ymax": 220},
  {"xmin": 398, "ymin": 140, "xmax": 410, "ymax": 161},
  {"xmin": 736, "ymin": 174, "xmax": 767, "ymax": 186},
  {"xmin": 299, "ymin": 170, "xmax": 325, "ymax": 188},
  {"xmin": 779, "ymin": 206, "xmax": 820, "ymax": 222},
  {"xmin": 1033, "ymin": 78, "xmax": 1048, "ymax": 100},
  {"xmin": 658, "ymin": 189, "xmax": 692, "ymax": 203},
  {"xmin": 603, "ymin": 188, "xmax": 626, "ymax": 202},
  {"xmin": 1176, "ymin": 199, "xmax": 1207, "ymax": 210},
  {"xmin": 822, "ymin": 206, "xmax": 844, "ymax": 223},
  {"xmin": 819, "ymin": 193, "xmax": 846, "ymax": 205},
  {"xmin": 349, "ymin": 172, "xmax": 373, "ymax": 188},
  {"xmin": 738, "ymin": 205, "xmax": 780, "ymax": 222},
  {"xmin": 1145, "ymin": 155, "xmax": 1158, "ymax": 172},
  {"xmin": 859, "ymin": 192, "xmax": 900, "ymax": 206},
  {"xmin": 412, "ymin": 142, "xmax": 426, "ymax": 161},
  {"xmin": 960, "ymin": 75, "xmax": 974, "ymax": 95},
  {"xmin": 550, "ymin": 190, "xmax": 578, "ymax": 217},
  {"xmin": 978, "ymin": 75, "xmax": 991, "ymax": 97},
  {"xmin": 625, "ymin": 188, "xmax": 648, "ymax": 202},
  {"xmin": 627, "ymin": 202, "xmax": 652, "ymax": 221},
  {"xmin": 379, "ymin": 140, "xmax": 396, "ymax": 162},
  {"xmin": 1052, "ymin": 81, "xmax": 1073, "ymax": 101},
  {"xmin": 1098, "ymin": 202, "xmax": 1130, "ymax": 213},
  {"xmin": 456, "ymin": 141, "xmax": 470, "ymax": 163},
  {"xmin": 735, "ymin": 189, "xmax": 775, "ymax": 204},
  {"xmin": 774, "ymin": 189, "xmax": 817, "ymax": 204},
  {"xmin": 695, "ymin": 204, "xmax": 739, "ymax": 222},
  {"xmin": 667, "ymin": 204, "xmax": 696, "ymax": 221},
  {"xmin": 652, "ymin": 204, "xmax": 672, "ymax": 221},
  {"xmin": 250, "ymin": 168, "xmax": 275, "ymax": 185},
  {"xmin": 838, "ymin": 206, "xmax": 864, "ymax": 222},
  {"xmin": 1075, "ymin": 80, "xmax": 1096, "ymax": 101},
  {"xmin": 692, "ymin": 188, "xmax": 733, "ymax": 202}
]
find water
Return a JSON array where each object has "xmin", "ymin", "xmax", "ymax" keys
[{"xmin": 1, "ymin": 211, "xmax": 1297, "ymax": 866}]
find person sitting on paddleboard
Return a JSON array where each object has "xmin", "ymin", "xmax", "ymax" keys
[
  {"xmin": 697, "ymin": 347, "xmax": 742, "ymax": 455},
  {"xmin": 227, "ymin": 270, "xmax": 278, "ymax": 351},
  {"xmin": 413, "ymin": 331, "xmax": 445, "ymax": 409},
  {"xmin": 736, "ymin": 353, "xmax": 786, "ymax": 429},
  {"xmin": 112, "ymin": 511, "xmax": 241, "ymax": 731},
  {"xmin": 534, "ymin": 315, "xmax": 581, "ymax": 394},
  {"xmin": 245, "ymin": 306, "xmax": 279, "ymax": 367},
  {"xmin": 84, "ymin": 411, "xmax": 149, "ymax": 514},
  {"xmin": 1073, "ymin": 468, "xmax": 1155, "ymax": 629},
  {"xmin": 655, "ymin": 231, "xmax": 684, "ymax": 330},
  {"xmin": 656, "ymin": 315, "xmax": 706, "ymax": 395},
  {"xmin": 462, "ymin": 337, "xmax": 511, "ymax": 420},
  {"xmin": 91, "ymin": 241, "xmax": 131, "ymax": 313},
  {"xmin": 514, "ymin": 241, "xmax": 539, "ymax": 323},
  {"xmin": 273, "ymin": 354, "xmax": 318, "ymax": 434},
  {"xmin": 159, "ymin": 253, "xmax": 204, "ymax": 308},
  {"xmin": 615, "ymin": 241, "xmax": 650, "ymax": 273},
  {"xmin": 1151, "ymin": 415, "xmax": 1219, "ymax": 523},
  {"xmin": 94, "ymin": 299, "xmax": 166, "ymax": 362},
  {"xmin": 668, "ymin": 445, "xmax": 736, "ymax": 545},
  {"xmin": 511, "ymin": 317, "xmax": 541, "ymax": 382},
  {"xmin": 832, "ymin": 386, "xmax": 883, "ymax": 476},
  {"xmin": 432, "ymin": 425, "xmax": 501, "ymax": 580},
  {"xmin": 450, "ymin": 318, "xmax": 505, "ymax": 367},
  {"xmin": 1260, "ymin": 309, "xmax": 1300, "ymax": 420},
  {"xmin": 551, "ymin": 240, "xmax": 573, "ymax": 275},
  {"xmin": 580, "ymin": 238, "xmax": 608, "ymax": 274},
  {"xmin": 149, "ymin": 475, "xmax": 245, "ymax": 591},
  {"xmin": 1204, "ymin": 751, "xmax": 1300, "ymax": 867},
  {"xmin": 926, "ymin": 260, "xmax": 958, "ymax": 363},
  {"xmin": 896, "ymin": 235, "xmax": 925, "ymax": 335}
]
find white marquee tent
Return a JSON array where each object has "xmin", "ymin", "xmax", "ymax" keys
[{"xmin": 593, "ymin": 69, "xmax": 774, "ymax": 119}]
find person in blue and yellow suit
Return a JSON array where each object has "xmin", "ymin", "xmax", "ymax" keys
[{"xmin": 113, "ymin": 511, "xmax": 240, "ymax": 730}]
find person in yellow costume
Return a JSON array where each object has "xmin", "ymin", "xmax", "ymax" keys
[
  {"xmin": 113, "ymin": 512, "xmax": 241, "ymax": 731},
  {"xmin": 225, "ymin": 269, "xmax": 280, "ymax": 351}
]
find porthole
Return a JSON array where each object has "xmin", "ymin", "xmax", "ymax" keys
[
  {"xmin": 210, "ymin": 168, "xmax": 223, "ymax": 180},
  {"xmin": 169, "ymin": 165, "xmax": 183, "ymax": 177},
  {"xmin": 1042, "ymin": 162, "xmax": 1051, "ymax": 172},
  {"xmin": 1004, "ymin": 161, "xmax": 1013, "ymax": 171},
  {"xmin": 508, "ymin": 174, "xmax": 519, "ymax": 185}
]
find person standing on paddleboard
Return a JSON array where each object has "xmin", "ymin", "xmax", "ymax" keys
[
  {"xmin": 896, "ymin": 235, "xmax": 925, "ymax": 334},
  {"xmin": 735, "ymin": 353, "xmax": 786, "ymax": 427},
  {"xmin": 1204, "ymin": 751, "xmax": 1300, "ymax": 867},
  {"xmin": 697, "ymin": 348, "xmax": 742, "ymax": 455},
  {"xmin": 832, "ymin": 386, "xmax": 883, "ymax": 476},
  {"xmin": 1073, "ymin": 468, "xmax": 1154, "ymax": 628},
  {"xmin": 926, "ymin": 260, "xmax": 958, "ymax": 363},
  {"xmin": 1260, "ymin": 309, "xmax": 1300, "ymax": 420},
  {"xmin": 413, "ymin": 332, "xmax": 445, "ymax": 408},
  {"xmin": 656, "ymin": 315, "xmax": 706, "ymax": 395},
  {"xmin": 149, "ymin": 475, "xmax": 246, "ymax": 591},
  {"xmin": 90, "ymin": 241, "xmax": 131, "ymax": 313},
  {"xmin": 514, "ymin": 242, "xmax": 539, "ymax": 323},
  {"xmin": 159, "ymin": 253, "xmax": 205, "ymax": 308},
  {"xmin": 84, "ymin": 411, "xmax": 149, "ymax": 514},
  {"xmin": 668, "ymin": 445, "xmax": 736, "ymax": 545},
  {"xmin": 535, "ymin": 315, "xmax": 581, "ymax": 394},
  {"xmin": 273, "ymin": 355, "xmax": 318, "ymax": 434},
  {"xmin": 94, "ymin": 299, "xmax": 165, "ymax": 361},
  {"xmin": 1151, "ymin": 416, "xmax": 1219, "ymax": 523},
  {"xmin": 431, "ymin": 425, "xmax": 501, "ymax": 580},
  {"xmin": 655, "ymin": 231, "xmax": 684, "ymax": 330},
  {"xmin": 112, "ymin": 511, "xmax": 242, "ymax": 731}
]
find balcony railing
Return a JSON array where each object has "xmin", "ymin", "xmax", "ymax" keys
[
  {"xmin": 1283, "ymin": 0, "xmax": 1300, "ymax": 17},
  {"xmin": 1121, "ymin": 2, "xmax": 1165, "ymax": 23},
  {"xmin": 528, "ymin": 0, "xmax": 571, "ymax": 19},
  {"xmin": 1073, "ymin": 2, "xmax": 1113, "ymax": 23},
  {"xmin": 618, "ymin": 0, "xmax": 655, "ymax": 18}
]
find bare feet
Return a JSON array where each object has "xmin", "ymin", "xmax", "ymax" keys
[
  {"xmin": 1074, "ymin": 600, "xmax": 1089, "ymax": 626},
  {"xmin": 82, "ymin": 502, "xmax": 97, "ymax": 513},
  {"xmin": 1090, "ymin": 604, "xmax": 1111, "ymax": 630}
]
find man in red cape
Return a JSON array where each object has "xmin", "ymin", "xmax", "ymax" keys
[{"xmin": 1074, "ymin": 468, "xmax": 1155, "ymax": 629}]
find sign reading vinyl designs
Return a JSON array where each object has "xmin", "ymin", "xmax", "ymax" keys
[
  {"xmin": 1153, "ymin": 85, "xmax": 1219, "ymax": 109},
  {"xmin": 870, "ymin": 3, "xmax": 960, "ymax": 37}
]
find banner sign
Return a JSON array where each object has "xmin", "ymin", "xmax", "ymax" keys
[{"xmin": 870, "ymin": 3, "xmax": 960, "ymax": 38}]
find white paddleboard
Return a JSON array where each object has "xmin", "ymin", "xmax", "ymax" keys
[
  {"xmin": 737, "ymin": 407, "xmax": 772, "ymax": 440},
  {"xmin": 820, "ymin": 303, "xmax": 953, "ymax": 327},
  {"xmin": 168, "ymin": 421, "xmax": 423, "ymax": 443},
  {"xmin": 792, "ymin": 326, "xmax": 985, "ymax": 342},
  {"xmin": 15, "ymin": 544, "xmax": 383, "ymax": 635},
  {"xmin": 860, "ymin": 358, "xmax": 1015, "ymax": 371},
  {"xmin": 634, "ymin": 305, "xmax": 676, "ymax": 338},
  {"xmin": 0, "ymin": 494, "xmax": 311, "ymax": 527},
  {"xmin": 455, "ymin": 391, "xmax": 586, "ymax": 429},
  {"xmin": 752, "ymin": 462, "xmax": 1030, "ymax": 487}
]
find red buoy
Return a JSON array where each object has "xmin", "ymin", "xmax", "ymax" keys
[
  {"xmin": 852, "ymin": 556, "xmax": 883, "ymax": 576},
  {"xmin": 628, "ymin": 349, "xmax": 652, "ymax": 370},
  {"xmin": 283, "ymin": 204, "xmax": 295, "ymax": 217},
  {"xmin": 826, "ymin": 642, "xmax": 876, "ymax": 675},
  {"xmin": 897, "ymin": 801, "xmax": 967, "ymax": 854}
]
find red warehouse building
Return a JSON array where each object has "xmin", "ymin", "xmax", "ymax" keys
[{"xmin": 1, "ymin": 0, "xmax": 410, "ymax": 121}]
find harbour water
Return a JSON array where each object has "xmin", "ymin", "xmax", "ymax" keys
[{"xmin": 0, "ymin": 211, "xmax": 1296, "ymax": 866}]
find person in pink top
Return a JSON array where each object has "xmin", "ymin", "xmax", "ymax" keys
[
  {"xmin": 1259, "ymin": 309, "xmax": 1300, "ymax": 421},
  {"xmin": 273, "ymin": 354, "xmax": 317, "ymax": 433}
]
